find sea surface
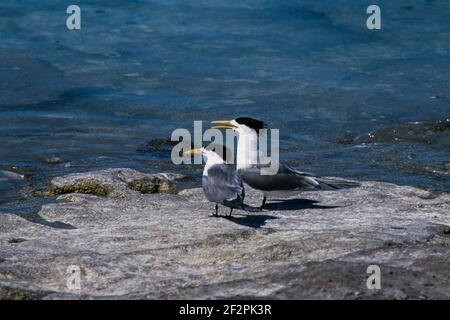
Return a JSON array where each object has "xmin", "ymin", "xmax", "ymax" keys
[{"xmin": 0, "ymin": 0, "xmax": 449, "ymax": 211}]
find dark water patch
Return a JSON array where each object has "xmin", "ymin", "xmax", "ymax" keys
[
  {"xmin": 0, "ymin": 49, "xmax": 75, "ymax": 107},
  {"xmin": 395, "ymin": 161, "xmax": 449, "ymax": 179},
  {"xmin": 1, "ymin": 0, "xmax": 450, "ymax": 208},
  {"xmin": 334, "ymin": 118, "xmax": 450, "ymax": 189},
  {"xmin": 0, "ymin": 166, "xmax": 37, "ymax": 205},
  {"xmin": 339, "ymin": 118, "xmax": 450, "ymax": 147},
  {"xmin": 137, "ymin": 138, "xmax": 178, "ymax": 153}
]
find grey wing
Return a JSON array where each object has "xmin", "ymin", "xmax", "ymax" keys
[
  {"xmin": 238, "ymin": 164, "xmax": 321, "ymax": 191},
  {"xmin": 202, "ymin": 164, "xmax": 244, "ymax": 208},
  {"xmin": 277, "ymin": 164, "xmax": 338, "ymax": 190},
  {"xmin": 239, "ymin": 163, "xmax": 358, "ymax": 191},
  {"xmin": 281, "ymin": 164, "xmax": 359, "ymax": 189}
]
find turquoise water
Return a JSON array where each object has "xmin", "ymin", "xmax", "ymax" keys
[{"xmin": 0, "ymin": 0, "xmax": 449, "ymax": 207}]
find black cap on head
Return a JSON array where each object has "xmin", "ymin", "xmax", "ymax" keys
[{"xmin": 235, "ymin": 117, "xmax": 264, "ymax": 132}]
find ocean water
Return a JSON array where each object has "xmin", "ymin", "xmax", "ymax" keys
[{"xmin": 0, "ymin": 0, "xmax": 449, "ymax": 208}]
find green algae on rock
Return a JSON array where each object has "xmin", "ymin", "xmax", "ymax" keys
[
  {"xmin": 35, "ymin": 179, "xmax": 110, "ymax": 197},
  {"xmin": 8, "ymin": 238, "xmax": 27, "ymax": 244},
  {"xmin": 6, "ymin": 290, "xmax": 28, "ymax": 300},
  {"xmin": 127, "ymin": 177, "xmax": 177, "ymax": 194},
  {"xmin": 34, "ymin": 168, "xmax": 182, "ymax": 199},
  {"xmin": 436, "ymin": 225, "xmax": 450, "ymax": 236}
]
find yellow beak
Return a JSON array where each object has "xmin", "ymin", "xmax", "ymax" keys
[
  {"xmin": 184, "ymin": 148, "xmax": 203, "ymax": 156},
  {"xmin": 211, "ymin": 120, "xmax": 236, "ymax": 129}
]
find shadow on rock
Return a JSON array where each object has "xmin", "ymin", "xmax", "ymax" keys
[
  {"xmin": 2, "ymin": 205, "xmax": 76, "ymax": 230},
  {"xmin": 265, "ymin": 199, "xmax": 341, "ymax": 211},
  {"xmin": 17, "ymin": 212, "xmax": 76, "ymax": 229},
  {"xmin": 223, "ymin": 214, "xmax": 278, "ymax": 228}
]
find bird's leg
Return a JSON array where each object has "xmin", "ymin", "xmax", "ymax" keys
[
  {"xmin": 209, "ymin": 204, "xmax": 220, "ymax": 217},
  {"xmin": 228, "ymin": 208, "xmax": 233, "ymax": 217},
  {"xmin": 260, "ymin": 196, "xmax": 267, "ymax": 211}
]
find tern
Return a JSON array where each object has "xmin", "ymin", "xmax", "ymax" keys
[
  {"xmin": 185, "ymin": 147, "xmax": 249, "ymax": 217},
  {"xmin": 212, "ymin": 117, "xmax": 359, "ymax": 210}
]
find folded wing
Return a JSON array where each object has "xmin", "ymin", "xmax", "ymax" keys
[
  {"xmin": 202, "ymin": 164, "xmax": 245, "ymax": 208},
  {"xmin": 238, "ymin": 163, "xmax": 359, "ymax": 192}
]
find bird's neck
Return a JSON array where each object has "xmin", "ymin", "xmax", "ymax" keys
[
  {"xmin": 237, "ymin": 131, "xmax": 258, "ymax": 170},
  {"xmin": 203, "ymin": 154, "xmax": 224, "ymax": 177}
]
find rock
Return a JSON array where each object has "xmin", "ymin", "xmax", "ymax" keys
[
  {"xmin": 44, "ymin": 157, "xmax": 62, "ymax": 165},
  {"xmin": 33, "ymin": 168, "xmax": 180, "ymax": 198},
  {"xmin": 127, "ymin": 177, "xmax": 176, "ymax": 194},
  {"xmin": 0, "ymin": 168, "xmax": 449, "ymax": 299},
  {"xmin": 0, "ymin": 170, "xmax": 25, "ymax": 181}
]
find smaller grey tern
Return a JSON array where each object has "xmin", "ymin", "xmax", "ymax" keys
[{"xmin": 185, "ymin": 147, "xmax": 250, "ymax": 217}]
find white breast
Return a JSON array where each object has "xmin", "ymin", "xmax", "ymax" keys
[
  {"xmin": 236, "ymin": 130, "xmax": 258, "ymax": 170},
  {"xmin": 203, "ymin": 151, "xmax": 225, "ymax": 177}
]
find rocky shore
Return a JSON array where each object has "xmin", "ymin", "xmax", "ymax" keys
[{"xmin": 0, "ymin": 168, "xmax": 449, "ymax": 299}]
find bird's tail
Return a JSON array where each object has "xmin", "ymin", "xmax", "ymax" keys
[
  {"xmin": 242, "ymin": 204, "xmax": 261, "ymax": 212},
  {"xmin": 315, "ymin": 178, "xmax": 360, "ymax": 190}
]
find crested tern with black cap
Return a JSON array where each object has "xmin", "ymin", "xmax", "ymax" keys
[{"xmin": 211, "ymin": 117, "xmax": 359, "ymax": 210}]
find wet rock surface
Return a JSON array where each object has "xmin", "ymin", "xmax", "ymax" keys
[
  {"xmin": 0, "ymin": 170, "xmax": 26, "ymax": 181},
  {"xmin": 0, "ymin": 168, "xmax": 449, "ymax": 299}
]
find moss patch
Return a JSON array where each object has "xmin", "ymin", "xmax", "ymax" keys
[
  {"xmin": 6, "ymin": 290, "xmax": 29, "ymax": 300},
  {"xmin": 1, "ymin": 288, "xmax": 50, "ymax": 300},
  {"xmin": 437, "ymin": 225, "xmax": 450, "ymax": 236},
  {"xmin": 127, "ymin": 177, "xmax": 176, "ymax": 194},
  {"xmin": 35, "ymin": 179, "xmax": 110, "ymax": 197},
  {"xmin": 8, "ymin": 238, "xmax": 27, "ymax": 244}
]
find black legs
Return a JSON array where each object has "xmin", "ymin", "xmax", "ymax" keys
[
  {"xmin": 260, "ymin": 196, "xmax": 267, "ymax": 211},
  {"xmin": 209, "ymin": 204, "xmax": 219, "ymax": 217},
  {"xmin": 210, "ymin": 205, "xmax": 234, "ymax": 218}
]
